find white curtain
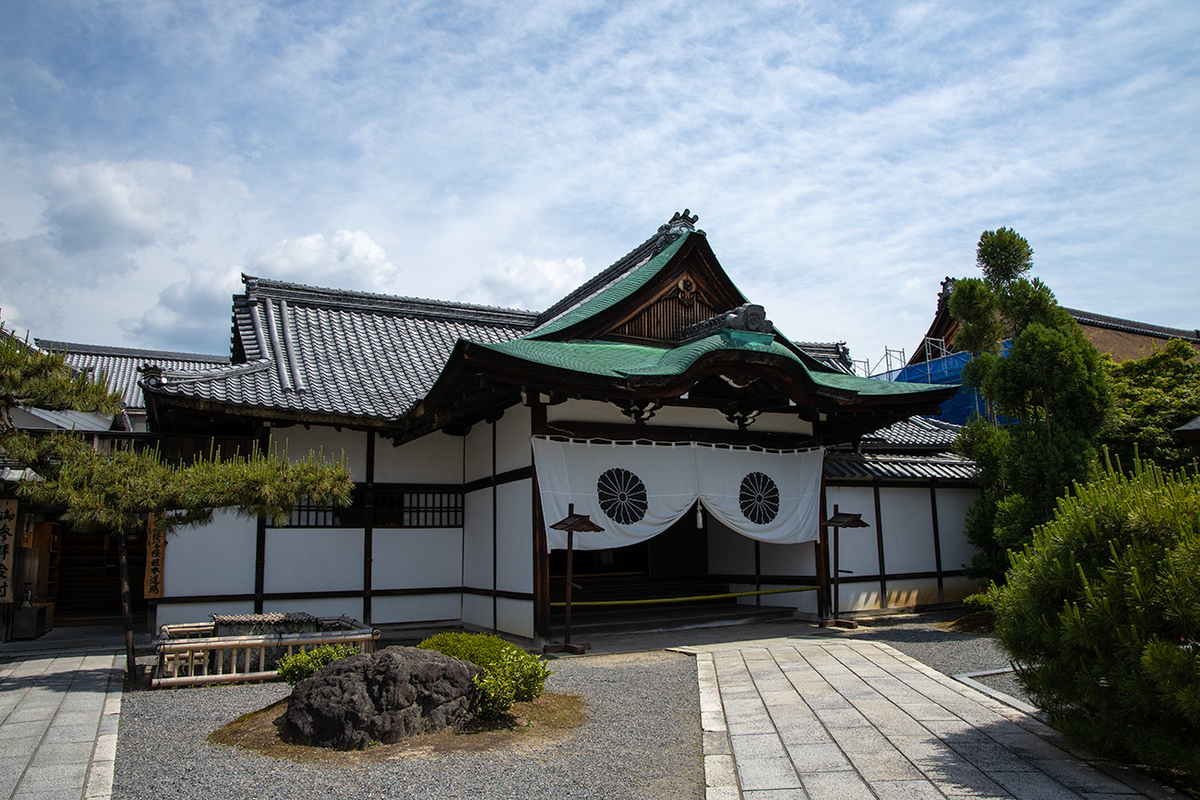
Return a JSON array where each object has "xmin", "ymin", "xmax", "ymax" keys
[{"xmin": 532, "ymin": 438, "xmax": 824, "ymax": 551}]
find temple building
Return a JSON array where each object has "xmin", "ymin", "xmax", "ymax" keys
[{"xmin": 134, "ymin": 211, "xmax": 974, "ymax": 642}]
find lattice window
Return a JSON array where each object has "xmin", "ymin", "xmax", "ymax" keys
[
  {"xmin": 277, "ymin": 485, "xmax": 462, "ymax": 528},
  {"xmin": 373, "ymin": 486, "xmax": 463, "ymax": 528}
]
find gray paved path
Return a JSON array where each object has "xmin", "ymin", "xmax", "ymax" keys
[
  {"xmin": 682, "ymin": 638, "xmax": 1175, "ymax": 800},
  {"xmin": 0, "ymin": 653, "xmax": 122, "ymax": 800}
]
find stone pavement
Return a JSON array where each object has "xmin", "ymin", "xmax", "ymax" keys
[
  {"xmin": 0, "ymin": 653, "xmax": 123, "ymax": 800},
  {"xmin": 681, "ymin": 638, "xmax": 1177, "ymax": 800}
]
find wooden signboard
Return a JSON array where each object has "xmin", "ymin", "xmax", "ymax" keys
[
  {"xmin": 0, "ymin": 500, "xmax": 16, "ymax": 604},
  {"xmin": 144, "ymin": 515, "xmax": 165, "ymax": 599}
]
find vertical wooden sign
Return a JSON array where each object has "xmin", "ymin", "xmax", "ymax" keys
[
  {"xmin": 144, "ymin": 515, "xmax": 165, "ymax": 599},
  {"xmin": 0, "ymin": 500, "xmax": 16, "ymax": 604}
]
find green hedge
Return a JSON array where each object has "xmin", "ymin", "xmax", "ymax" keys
[
  {"xmin": 989, "ymin": 458, "xmax": 1200, "ymax": 779},
  {"xmin": 417, "ymin": 631, "xmax": 552, "ymax": 719},
  {"xmin": 276, "ymin": 644, "xmax": 361, "ymax": 685}
]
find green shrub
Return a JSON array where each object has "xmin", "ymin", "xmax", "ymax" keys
[
  {"xmin": 276, "ymin": 644, "xmax": 361, "ymax": 685},
  {"xmin": 989, "ymin": 458, "xmax": 1200, "ymax": 779},
  {"xmin": 417, "ymin": 631, "xmax": 552, "ymax": 718},
  {"xmin": 960, "ymin": 592, "xmax": 993, "ymax": 614}
]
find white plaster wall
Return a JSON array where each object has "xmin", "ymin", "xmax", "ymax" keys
[
  {"xmin": 371, "ymin": 594, "xmax": 462, "ymax": 624},
  {"xmin": 751, "ymin": 413, "xmax": 813, "ymax": 436},
  {"xmin": 547, "ymin": 399, "xmax": 631, "ymax": 425},
  {"xmin": 462, "ymin": 593, "xmax": 492, "ymax": 629},
  {"xmin": 943, "ymin": 575, "xmax": 984, "ymax": 604},
  {"xmin": 263, "ymin": 528, "xmax": 364, "ymax": 593},
  {"xmin": 154, "ymin": 600, "xmax": 254, "ymax": 628},
  {"xmin": 164, "ymin": 510, "xmax": 256, "ymax": 597},
  {"xmin": 271, "ymin": 426, "xmax": 368, "ymax": 481},
  {"xmin": 263, "ymin": 597, "xmax": 361, "ymax": 618},
  {"xmin": 495, "ymin": 406, "xmax": 532, "ymax": 474},
  {"xmin": 757, "ymin": 541, "xmax": 817, "ymax": 576},
  {"xmin": 462, "ymin": 490, "xmax": 493, "ymax": 589},
  {"xmin": 496, "ymin": 480, "xmax": 533, "ymax": 594},
  {"xmin": 836, "ymin": 582, "xmax": 883, "ymax": 613},
  {"xmin": 824, "ymin": 486, "xmax": 881, "ymax": 578},
  {"xmin": 375, "ymin": 432, "xmax": 463, "ymax": 484},
  {"xmin": 935, "ymin": 487, "xmax": 981, "ymax": 573},
  {"xmin": 496, "ymin": 598, "xmax": 534, "ymax": 639},
  {"xmin": 879, "ymin": 487, "xmax": 936, "ymax": 575},
  {"xmin": 464, "ymin": 422, "xmax": 493, "ymax": 484},
  {"xmin": 547, "ymin": 399, "xmax": 753, "ymax": 431},
  {"xmin": 372, "ymin": 528, "xmax": 462, "ymax": 590},
  {"xmin": 733, "ymin": 582, "xmax": 818, "ymax": 614},
  {"xmin": 707, "ymin": 517, "xmax": 755, "ymax": 574},
  {"xmin": 885, "ymin": 578, "xmax": 941, "ymax": 609}
]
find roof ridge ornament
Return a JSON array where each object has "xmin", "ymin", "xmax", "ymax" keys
[
  {"xmin": 652, "ymin": 209, "xmax": 704, "ymax": 254},
  {"xmin": 658, "ymin": 209, "xmax": 699, "ymax": 234},
  {"xmin": 674, "ymin": 303, "xmax": 775, "ymax": 343}
]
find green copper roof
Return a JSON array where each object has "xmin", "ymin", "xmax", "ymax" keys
[
  {"xmin": 473, "ymin": 334, "xmax": 955, "ymax": 398},
  {"xmin": 530, "ymin": 232, "xmax": 695, "ymax": 338}
]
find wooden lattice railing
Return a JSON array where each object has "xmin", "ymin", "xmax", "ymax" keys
[{"xmin": 152, "ymin": 614, "xmax": 380, "ymax": 688}]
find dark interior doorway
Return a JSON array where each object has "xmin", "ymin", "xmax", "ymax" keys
[{"xmin": 56, "ymin": 530, "xmax": 148, "ymax": 623}]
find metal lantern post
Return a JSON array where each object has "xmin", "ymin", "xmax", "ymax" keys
[
  {"xmin": 823, "ymin": 505, "xmax": 869, "ymax": 626},
  {"xmin": 544, "ymin": 503, "xmax": 603, "ymax": 655}
]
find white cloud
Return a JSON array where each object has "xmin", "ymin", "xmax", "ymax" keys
[
  {"xmin": 463, "ymin": 254, "xmax": 590, "ymax": 311},
  {"xmin": 0, "ymin": 1, "xmax": 1197, "ymax": 365},
  {"xmin": 44, "ymin": 160, "xmax": 196, "ymax": 253},
  {"xmin": 124, "ymin": 229, "xmax": 400, "ymax": 351},
  {"xmin": 243, "ymin": 230, "xmax": 398, "ymax": 290}
]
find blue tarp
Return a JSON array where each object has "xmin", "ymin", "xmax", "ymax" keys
[{"xmin": 873, "ymin": 351, "xmax": 986, "ymax": 425}]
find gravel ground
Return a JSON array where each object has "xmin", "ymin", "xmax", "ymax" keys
[
  {"xmin": 114, "ymin": 651, "xmax": 702, "ymax": 800},
  {"xmin": 817, "ymin": 609, "xmax": 1034, "ymax": 707}
]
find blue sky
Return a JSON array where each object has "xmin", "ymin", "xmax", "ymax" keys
[{"xmin": 1, "ymin": 0, "xmax": 1197, "ymax": 371}]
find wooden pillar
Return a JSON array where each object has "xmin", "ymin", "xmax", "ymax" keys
[
  {"xmin": 363, "ymin": 431, "xmax": 375, "ymax": 624},
  {"xmin": 929, "ymin": 480, "xmax": 945, "ymax": 604},
  {"xmin": 530, "ymin": 398, "xmax": 550, "ymax": 642},
  {"xmin": 873, "ymin": 480, "xmax": 888, "ymax": 610},
  {"xmin": 491, "ymin": 421, "xmax": 498, "ymax": 632},
  {"xmin": 814, "ymin": 420, "xmax": 831, "ymax": 622},
  {"xmin": 254, "ymin": 423, "xmax": 270, "ymax": 614}
]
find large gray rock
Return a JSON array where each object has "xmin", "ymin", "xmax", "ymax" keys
[{"xmin": 284, "ymin": 646, "xmax": 482, "ymax": 749}]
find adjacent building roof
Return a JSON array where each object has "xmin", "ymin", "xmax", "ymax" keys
[
  {"xmin": 823, "ymin": 451, "xmax": 977, "ymax": 481},
  {"xmin": 36, "ymin": 340, "xmax": 228, "ymax": 411},
  {"xmin": 142, "ymin": 277, "xmax": 537, "ymax": 426},
  {"xmin": 1063, "ymin": 308, "xmax": 1200, "ymax": 345},
  {"xmin": 909, "ymin": 277, "xmax": 1199, "ymax": 366},
  {"xmin": 858, "ymin": 415, "xmax": 963, "ymax": 450}
]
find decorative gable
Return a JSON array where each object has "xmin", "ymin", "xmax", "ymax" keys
[{"xmin": 608, "ymin": 273, "xmax": 722, "ymax": 342}]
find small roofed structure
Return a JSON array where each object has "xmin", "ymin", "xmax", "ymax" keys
[
  {"xmin": 1174, "ymin": 415, "xmax": 1200, "ymax": 443},
  {"xmin": 35, "ymin": 340, "xmax": 228, "ymax": 431}
]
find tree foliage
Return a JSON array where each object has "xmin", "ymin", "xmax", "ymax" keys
[
  {"xmin": 2, "ymin": 319, "xmax": 354, "ymax": 679},
  {"xmin": 989, "ymin": 458, "xmax": 1200, "ymax": 780},
  {"xmin": 1, "ymin": 328, "xmax": 125, "ymax": 475},
  {"xmin": 950, "ymin": 230, "xmax": 1108, "ymax": 582},
  {"xmin": 16, "ymin": 443, "xmax": 354, "ymax": 537},
  {"xmin": 1098, "ymin": 339, "xmax": 1200, "ymax": 471}
]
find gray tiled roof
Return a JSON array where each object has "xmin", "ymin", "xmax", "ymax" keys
[
  {"xmin": 794, "ymin": 341, "xmax": 854, "ymax": 373},
  {"xmin": 145, "ymin": 277, "xmax": 538, "ymax": 422},
  {"xmin": 824, "ymin": 451, "xmax": 977, "ymax": 482},
  {"xmin": 141, "ymin": 216, "xmax": 883, "ymax": 424},
  {"xmin": 35, "ymin": 340, "xmax": 229, "ymax": 410},
  {"xmin": 859, "ymin": 416, "xmax": 962, "ymax": 450},
  {"xmin": 1063, "ymin": 308, "xmax": 1200, "ymax": 344}
]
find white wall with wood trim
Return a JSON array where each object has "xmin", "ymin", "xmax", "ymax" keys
[
  {"xmin": 155, "ymin": 600, "xmax": 254, "ymax": 628},
  {"xmin": 263, "ymin": 527, "xmax": 364, "ymax": 594},
  {"xmin": 375, "ymin": 431, "xmax": 463, "ymax": 483}
]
